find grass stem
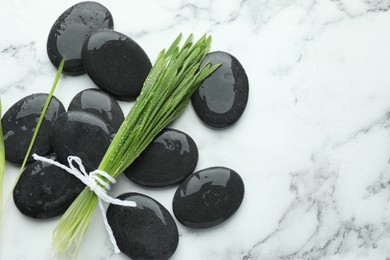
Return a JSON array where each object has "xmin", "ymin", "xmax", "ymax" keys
[{"xmin": 7, "ymin": 59, "xmax": 65, "ymax": 201}]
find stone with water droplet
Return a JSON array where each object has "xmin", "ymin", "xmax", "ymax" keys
[
  {"xmin": 124, "ymin": 128, "xmax": 198, "ymax": 187},
  {"xmin": 81, "ymin": 30, "xmax": 151, "ymax": 99},
  {"xmin": 1, "ymin": 93, "xmax": 65, "ymax": 164},
  {"xmin": 13, "ymin": 154, "xmax": 85, "ymax": 219},
  {"xmin": 173, "ymin": 166, "xmax": 244, "ymax": 229},
  {"xmin": 68, "ymin": 88, "xmax": 124, "ymax": 131},
  {"xmin": 47, "ymin": 1, "xmax": 114, "ymax": 75},
  {"xmin": 191, "ymin": 51, "xmax": 249, "ymax": 128},
  {"xmin": 50, "ymin": 111, "xmax": 115, "ymax": 172},
  {"xmin": 107, "ymin": 193, "xmax": 179, "ymax": 260}
]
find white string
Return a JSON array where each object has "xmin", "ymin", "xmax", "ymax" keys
[{"xmin": 32, "ymin": 153, "xmax": 137, "ymax": 254}]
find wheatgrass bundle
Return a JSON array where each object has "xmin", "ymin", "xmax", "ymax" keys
[{"xmin": 51, "ymin": 34, "xmax": 219, "ymax": 257}]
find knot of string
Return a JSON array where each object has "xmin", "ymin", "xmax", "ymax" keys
[{"xmin": 32, "ymin": 153, "xmax": 137, "ymax": 253}]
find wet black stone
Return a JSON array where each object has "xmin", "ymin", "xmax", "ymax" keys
[
  {"xmin": 1, "ymin": 94, "xmax": 65, "ymax": 164},
  {"xmin": 13, "ymin": 154, "xmax": 85, "ymax": 219},
  {"xmin": 124, "ymin": 128, "xmax": 198, "ymax": 187},
  {"xmin": 50, "ymin": 111, "xmax": 115, "ymax": 172},
  {"xmin": 191, "ymin": 51, "xmax": 249, "ymax": 128},
  {"xmin": 81, "ymin": 30, "xmax": 151, "ymax": 99},
  {"xmin": 68, "ymin": 88, "xmax": 124, "ymax": 131},
  {"xmin": 47, "ymin": 1, "xmax": 114, "ymax": 75},
  {"xmin": 173, "ymin": 167, "xmax": 244, "ymax": 229},
  {"xmin": 107, "ymin": 193, "xmax": 179, "ymax": 260}
]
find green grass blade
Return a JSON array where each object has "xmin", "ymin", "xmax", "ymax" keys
[
  {"xmin": 165, "ymin": 33, "xmax": 182, "ymax": 58},
  {"xmin": 8, "ymin": 59, "xmax": 65, "ymax": 198}
]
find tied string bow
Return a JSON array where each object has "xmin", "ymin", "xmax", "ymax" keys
[{"xmin": 32, "ymin": 153, "xmax": 137, "ymax": 253}]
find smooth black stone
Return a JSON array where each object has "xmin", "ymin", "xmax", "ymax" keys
[
  {"xmin": 1, "ymin": 94, "xmax": 65, "ymax": 164},
  {"xmin": 124, "ymin": 128, "xmax": 198, "ymax": 187},
  {"xmin": 50, "ymin": 111, "xmax": 115, "ymax": 172},
  {"xmin": 173, "ymin": 167, "xmax": 244, "ymax": 229},
  {"xmin": 191, "ymin": 51, "xmax": 249, "ymax": 128},
  {"xmin": 13, "ymin": 154, "xmax": 85, "ymax": 219},
  {"xmin": 47, "ymin": 1, "xmax": 114, "ymax": 75},
  {"xmin": 81, "ymin": 30, "xmax": 151, "ymax": 99},
  {"xmin": 107, "ymin": 193, "xmax": 179, "ymax": 260},
  {"xmin": 68, "ymin": 88, "xmax": 124, "ymax": 131}
]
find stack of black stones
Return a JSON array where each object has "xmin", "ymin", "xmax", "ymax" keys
[{"xmin": 1, "ymin": 2, "xmax": 249, "ymax": 260}]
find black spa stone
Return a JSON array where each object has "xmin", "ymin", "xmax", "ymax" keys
[
  {"xmin": 50, "ymin": 111, "xmax": 115, "ymax": 172},
  {"xmin": 13, "ymin": 154, "xmax": 85, "ymax": 219},
  {"xmin": 81, "ymin": 30, "xmax": 152, "ymax": 99},
  {"xmin": 173, "ymin": 167, "xmax": 244, "ymax": 229},
  {"xmin": 47, "ymin": 1, "xmax": 114, "ymax": 75},
  {"xmin": 191, "ymin": 51, "xmax": 249, "ymax": 128},
  {"xmin": 68, "ymin": 88, "xmax": 124, "ymax": 131},
  {"xmin": 124, "ymin": 128, "xmax": 198, "ymax": 187},
  {"xmin": 1, "ymin": 93, "xmax": 65, "ymax": 164},
  {"xmin": 107, "ymin": 193, "xmax": 179, "ymax": 260}
]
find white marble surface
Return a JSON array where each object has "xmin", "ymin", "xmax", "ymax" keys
[{"xmin": 1, "ymin": 0, "xmax": 390, "ymax": 259}]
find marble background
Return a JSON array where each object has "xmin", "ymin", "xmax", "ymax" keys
[{"xmin": 1, "ymin": 0, "xmax": 390, "ymax": 259}]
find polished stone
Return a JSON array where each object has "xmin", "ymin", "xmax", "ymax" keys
[
  {"xmin": 107, "ymin": 193, "xmax": 179, "ymax": 260},
  {"xmin": 68, "ymin": 88, "xmax": 124, "ymax": 131},
  {"xmin": 124, "ymin": 128, "xmax": 198, "ymax": 187},
  {"xmin": 50, "ymin": 111, "xmax": 115, "ymax": 172},
  {"xmin": 13, "ymin": 154, "xmax": 85, "ymax": 219},
  {"xmin": 191, "ymin": 51, "xmax": 249, "ymax": 128},
  {"xmin": 173, "ymin": 166, "xmax": 245, "ymax": 229},
  {"xmin": 1, "ymin": 93, "xmax": 65, "ymax": 164},
  {"xmin": 47, "ymin": 1, "xmax": 114, "ymax": 75},
  {"xmin": 81, "ymin": 30, "xmax": 151, "ymax": 99}
]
